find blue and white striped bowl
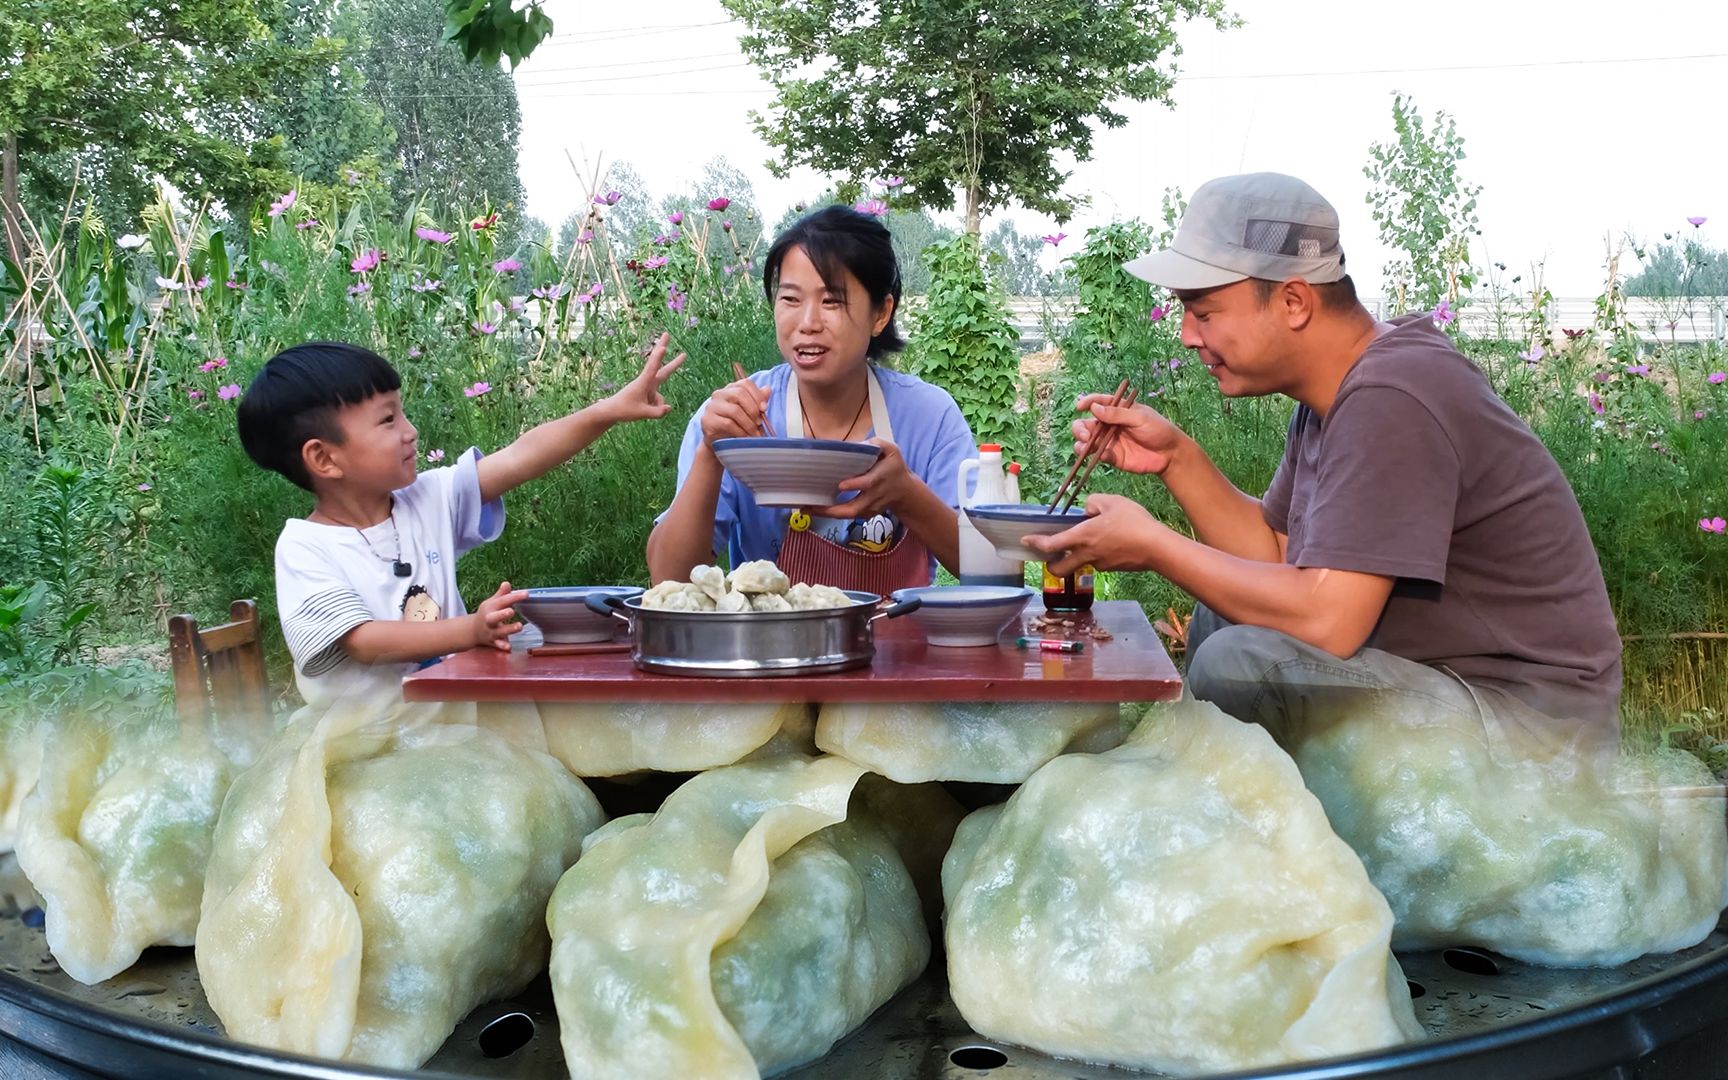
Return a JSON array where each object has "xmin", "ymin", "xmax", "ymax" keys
[
  {"xmin": 890, "ymin": 585, "xmax": 1034, "ymax": 647},
  {"xmin": 518, "ymin": 586, "xmax": 643, "ymax": 643},
  {"xmin": 713, "ymin": 437, "xmax": 883, "ymax": 508}
]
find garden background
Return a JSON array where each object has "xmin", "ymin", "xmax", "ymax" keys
[{"xmin": 2, "ymin": 0, "xmax": 1724, "ymax": 756}]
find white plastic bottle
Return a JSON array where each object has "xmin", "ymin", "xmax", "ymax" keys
[{"xmin": 956, "ymin": 444, "xmax": 1025, "ymax": 587}]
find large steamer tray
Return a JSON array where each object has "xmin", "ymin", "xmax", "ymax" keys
[{"xmin": 5, "ymin": 854, "xmax": 1728, "ymax": 1080}]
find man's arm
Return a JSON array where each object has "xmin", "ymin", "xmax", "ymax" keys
[
  {"xmin": 1027, "ymin": 495, "xmax": 1389, "ymax": 657},
  {"xmin": 1159, "ymin": 435, "xmax": 1285, "ymax": 563}
]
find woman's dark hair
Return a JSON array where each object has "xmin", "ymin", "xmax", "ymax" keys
[
  {"xmin": 762, "ymin": 205, "xmax": 905, "ymax": 357},
  {"xmin": 236, "ymin": 341, "xmax": 402, "ymax": 491}
]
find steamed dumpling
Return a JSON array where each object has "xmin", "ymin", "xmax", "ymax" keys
[
  {"xmin": 690, "ymin": 564, "xmax": 728, "ymax": 603},
  {"xmin": 786, "ymin": 583, "xmax": 851, "ymax": 610},
  {"xmin": 749, "ymin": 592, "xmax": 792, "ymax": 613},
  {"xmin": 641, "ymin": 581, "xmax": 716, "ymax": 611},
  {"xmin": 728, "ymin": 560, "xmax": 790, "ymax": 596},
  {"xmin": 715, "ymin": 589, "xmax": 751, "ymax": 613}
]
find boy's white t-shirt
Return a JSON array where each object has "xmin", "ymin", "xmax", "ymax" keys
[{"xmin": 274, "ymin": 447, "xmax": 504, "ymax": 708}]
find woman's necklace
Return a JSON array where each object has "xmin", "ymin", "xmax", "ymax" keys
[{"xmin": 806, "ymin": 387, "xmax": 870, "ymax": 442}]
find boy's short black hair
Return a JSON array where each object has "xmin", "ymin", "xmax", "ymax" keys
[{"xmin": 236, "ymin": 342, "xmax": 402, "ymax": 491}]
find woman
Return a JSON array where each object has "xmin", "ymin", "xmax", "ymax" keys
[{"xmin": 647, "ymin": 205, "xmax": 976, "ymax": 592}]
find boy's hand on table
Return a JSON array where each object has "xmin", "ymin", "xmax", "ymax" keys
[
  {"xmin": 602, "ymin": 331, "xmax": 685, "ymax": 424},
  {"xmin": 473, "ymin": 581, "xmax": 529, "ymax": 650}
]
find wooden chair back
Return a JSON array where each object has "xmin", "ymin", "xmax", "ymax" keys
[{"xmin": 167, "ymin": 599, "xmax": 273, "ymax": 728}]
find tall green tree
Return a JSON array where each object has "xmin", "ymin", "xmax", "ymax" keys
[
  {"xmin": 721, "ymin": 0, "xmax": 1235, "ymax": 235},
  {"xmin": 1364, "ymin": 93, "xmax": 1482, "ymax": 315},
  {"xmin": 260, "ymin": 0, "xmax": 394, "ymax": 188},
  {"xmin": 356, "ymin": 0, "xmax": 525, "ymax": 219},
  {"xmin": 0, "ymin": 0, "xmax": 318, "ymax": 255}
]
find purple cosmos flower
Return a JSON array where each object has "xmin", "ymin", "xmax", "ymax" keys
[
  {"xmin": 411, "ymin": 278, "xmax": 441, "ymax": 293},
  {"xmin": 1042, "ymin": 232, "xmax": 1067, "ymax": 246},
  {"xmin": 347, "ymin": 282, "xmax": 371, "ymax": 296},
  {"xmin": 427, "ymin": 448, "xmax": 445, "ymax": 463},
  {"xmin": 1168, "ymin": 358, "xmax": 1181, "ymax": 371},
  {"xmin": 1592, "ymin": 370, "xmax": 1612, "ymax": 383},
  {"xmin": 193, "ymin": 276, "xmax": 210, "ymax": 291},
  {"xmin": 350, "ymin": 248, "xmax": 382, "ymax": 273},
  {"xmin": 492, "ymin": 258, "xmax": 522, "ymax": 273},
  {"xmin": 594, "ymin": 191, "xmax": 622, "ymax": 206},
  {"xmin": 345, "ymin": 169, "xmax": 361, "ymax": 186},
  {"xmin": 707, "ymin": 197, "xmax": 730, "ymax": 211},
  {"xmin": 1518, "ymin": 343, "xmax": 1545, "ymax": 363},
  {"xmin": 1147, "ymin": 304, "xmax": 1168, "ymax": 322},
  {"xmin": 199, "ymin": 357, "xmax": 228, "ymax": 372},
  {"xmin": 268, "ymin": 189, "xmax": 297, "ymax": 217},
  {"xmin": 509, "ymin": 298, "xmax": 526, "ymax": 312},
  {"xmin": 667, "ymin": 285, "xmax": 687, "ymax": 315},
  {"xmin": 416, "ymin": 227, "xmax": 454, "ymax": 244},
  {"xmin": 574, "ymin": 293, "xmax": 592, "ymax": 306},
  {"xmin": 532, "ymin": 283, "xmax": 567, "ymax": 300},
  {"xmin": 217, "ymin": 383, "xmax": 241, "ymax": 401},
  {"xmin": 1626, "ymin": 364, "xmax": 1650, "ymax": 375},
  {"xmin": 854, "ymin": 199, "xmax": 888, "ymax": 217},
  {"xmin": 722, "ymin": 220, "xmax": 733, "ymax": 232},
  {"xmin": 687, "ymin": 316, "xmax": 699, "ymax": 327},
  {"xmin": 722, "ymin": 264, "xmax": 736, "ymax": 276},
  {"xmin": 576, "ymin": 229, "xmax": 594, "ymax": 245},
  {"xmin": 1431, "ymin": 299, "xmax": 1455, "ymax": 327},
  {"xmin": 472, "ymin": 321, "xmax": 497, "ymax": 335},
  {"xmin": 668, "ymin": 211, "xmax": 684, "ymax": 225},
  {"xmin": 408, "ymin": 346, "xmax": 422, "ymax": 359},
  {"xmin": 1709, "ymin": 372, "xmax": 1727, "ymax": 384},
  {"xmin": 1700, "ymin": 516, "xmax": 1727, "ymax": 534},
  {"xmin": 1589, "ymin": 392, "xmax": 1605, "ymax": 415},
  {"xmin": 464, "ymin": 381, "xmax": 492, "ymax": 397},
  {"xmin": 137, "ymin": 483, "xmax": 151, "ymax": 492},
  {"xmin": 882, "ymin": 176, "xmax": 906, "ymax": 188},
  {"xmin": 653, "ymin": 231, "xmax": 680, "ymax": 246},
  {"xmin": 187, "ymin": 389, "xmax": 203, "ymax": 400},
  {"xmin": 225, "ymin": 279, "xmax": 247, "ymax": 290},
  {"xmin": 296, "ymin": 219, "xmax": 319, "ymax": 231},
  {"xmin": 588, "ymin": 281, "xmax": 603, "ymax": 298},
  {"xmin": 644, "ymin": 255, "xmax": 670, "ymax": 270},
  {"xmin": 1689, "ymin": 216, "xmax": 1708, "ymax": 228}
]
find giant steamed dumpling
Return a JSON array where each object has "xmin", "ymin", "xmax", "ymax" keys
[
  {"xmin": 535, "ymin": 701, "xmax": 814, "ymax": 776},
  {"xmin": 815, "ymin": 699, "xmax": 1127, "ymax": 783},
  {"xmin": 728, "ymin": 559, "xmax": 790, "ymax": 596},
  {"xmin": 196, "ymin": 702, "xmax": 602, "ymax": 1068},
  {"xmin": 690, "ymin": 563, "xmax": 729, "ymax": 603},
  {"xmin": 0, "ymin": 714, "xmax": 44, "ymax": 854},
  {"xmin": 1289, "ymin": 693, "xmax": 1728, "ymax": 967},
  {"xmin": 547, "ymin": 756, "xmax": 955, "ymax": 1079},
  {"xmin": 941, "ymin": 698, "xmax": 1423, "ymax": 1075},
  {"xmin": 14, "ymin": 708, "xmax": 271, "ymax": 984}
]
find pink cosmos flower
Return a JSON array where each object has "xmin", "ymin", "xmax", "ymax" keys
[
  {"xmin": 707, "ymin": 197, "xmax": 730, "ymax": 211},
  {"xmin": 199, "ymin": 357, "xmax": 228, "ymax": 372},
  {"xmin": 1592, "ymin": 370, "xmax": 1612, "ymax": 384},
  {"xmin": 472, "ymin": 212, "xmax": 499, "ymax": 230},
  {"xmin": 644, "ymin": 255, "xmax": 670, "ymax": 270},
  {"xmin": 464, "ymin": 381, "xmax": 492, "ymax": 397},
  {"xmin": 653, "ymin": 231, "xmax": 679, "ymax": 246},
  {"xmin": 1689, "ymin": 216, "xmax": 1708, "ymax": 228},
  {"xmin": 427, "ymin": 449, "xmax": 445, "ymax": 463},
  {"xmin": 348, "ymin": 282, "xmax": 371, "ymax": 296},
  {"xmin": 137, "ymin": 483, "xmax": 151, "ymax": 492},
  {"xmin": 345, "ymin": 169, "xmax": 361, "ymax": 186},
  {"xmin": 594, "ymin": 191, "xmax": 622, "ymax": 206},
  {"xmin": 408, "ymin": 346, "xmax": 422, "ymax": 359},
  {"xmin": 1431, "ymin": 299, "xmax": 1455, "ymax": 327},
  {"xmin": 668, "ymin": 211, "xmax": 684, "ymax": 225},
  {"xmin": 416, "ymin": 227, "xmax": 454, "ymax": 243},
  {"xmin": 472, "ymin": 321, "xmax": 497, "ymax": 335},
  {"xmin": 1168, "ymin": 358, "xmax": 1181, "ymax": 371},
  {"xmin": 667, "ymin": 285, "xmax": 687, "ymax": 315},
  {"xmin": 193, "ymin": 276, "xmax": 210, "ymax": 291},
  {"xmin": 492, "ymin": 258, "xmax": 521, "ymax": 273},
  {"xmin": 225, "ymin": 280, "xmax": 247, "ymax": 290},
  {"xmin": 411, "ymin": 278, "xmax": 441, "ymax": 293},
  {"xmin": 295, "ymin": 219, "xmax": 319, "ymax": 231},
  {"xmin": 1147, "ymin": 304, "xmax": 1168, "ymax": 322},
  {"xmin": 1589, "ymin": 392, "xmax": 1605, "ymax": 415},
  {"xmin": 882, "ymin": 176, "xmax": 906, "ymax": 188},
  {"xmin": 1518, "ymin": 342, "xmax": 1544, "ymax": 363},
  {"xmin": 509, "ymin": 298, "xmax": 525, "ymax": 312},
  {"xmin": 587, "ymin": 281, "xmax": 603, "ymax": 298},
  {"xmin": 1696, "ymin": 410, "xmax": 1707, "ymax": 420},
  {"xmin": 268, "ymin": 189, "xmax": 297, "ymax": 217},
  {"xmin": 854, "ymin": 199, "xmax": 888, "ymax": 217},
  {"xmin": 722, "ymin": 220, "xmax": 733, "ymax": 232},
  {"xmin": 350, "ymin": 248, "xmax": 382, "ymax": 273},
  {"xmin": 1042, "ymin": 232, "xmax": 1067, "ymax": 246},
  {"xmin": 576, "ymin": 229, "xmax": 594, "ymax": 245},
  {"xmin": 574, "ymin": 293, "xmax": 592, "ymax": 306},
  {"xmin": 532, "ymin": 283, "xmax": 567, "ymax": 300},
  {"xmin": 187, "ymin": 389, "xmax": 203, "ymax": 400},
  {"xmin": 1626, "ymin": 364, "xmax": 1650, "ymax": 375},
  {"xmin": 217, "ymin": 383, "xmax": 241, "ymax": 401},
  {"xmin": 1709, "ymin": 372, "xmax": 1727, "ymax": 384},
  {"xmin": 1700, "ymin": 516, "xmax": 1727, "ymax": 534}
]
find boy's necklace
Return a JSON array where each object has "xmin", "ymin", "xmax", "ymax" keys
[{"xmin": 315, "ymin": 506, "xmax": 412, "ymax": 577}]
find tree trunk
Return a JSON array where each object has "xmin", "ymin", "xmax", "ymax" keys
[
  {"xmin": 964, "ymin": 182, "xmax": 981, "ymax": 237},
  {"xmin": 2, "ymin": 132, "xmax": 23, "ymax": 267}
]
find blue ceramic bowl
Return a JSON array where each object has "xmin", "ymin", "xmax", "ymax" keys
[
  {"xmin": 890, "ymin": 585, "xmax": 1035, "ymax": 647},
  {"xmin": 964, "ymin": 503, "xmax": 1086, "ymax": 561},
  {"xmin": 518, "ymin": 586, "xmax": 643, "ymax": 644},
  {"xmin": 713, "ymin": 437, "xmax": 883, "ymax": 507}
]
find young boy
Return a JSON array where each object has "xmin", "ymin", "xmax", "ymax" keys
[{"xmin": 237, "ymin": 334, "xmax": 683, "ymax": 707}]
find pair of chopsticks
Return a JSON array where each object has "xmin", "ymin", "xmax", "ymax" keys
[
  {"xmin": 731, "ymin": 362, "xmax": 776, "ymax": 437},
  {"xmin": 1048, "ymin": 379, "xmax": 1140, "ymax": 514}
]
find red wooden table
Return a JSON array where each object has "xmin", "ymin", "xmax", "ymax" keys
[{"xmin": 401, "ymin": 599, "xmax": 1182, "ymax": 704}]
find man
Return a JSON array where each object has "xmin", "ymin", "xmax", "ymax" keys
[{"xmin": 1025, "ymin": 172, "xmax": 1622, "ymax": 748}]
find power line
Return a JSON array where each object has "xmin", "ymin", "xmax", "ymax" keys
[
  {"xmin": 1180, "ymin": 51, "xmax": 1728, "ymax": 81},
  {"xmin": 536, "ymin": 19, "xmax": 739, "ymax": 45},
  {"xmin": 515, "ymin": 50, "xmax": 742, "ymax": 79},
  {"xmin": 512, "ymin": 60, "xmax": 754, "ymax": 88}
]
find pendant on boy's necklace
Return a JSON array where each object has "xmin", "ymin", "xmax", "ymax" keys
[{"xmin": 394, "ymin": 560, "xmax": 412, "ymax": 578}]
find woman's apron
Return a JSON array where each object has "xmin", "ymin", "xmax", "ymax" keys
[{"xmin": 773, "ymin": 368, "xmax": 933, "ymax": 594}]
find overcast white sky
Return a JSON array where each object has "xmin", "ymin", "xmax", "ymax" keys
[{"xmin": 512, "ymin": 0, "xmax": 1728, "ymax": 296}]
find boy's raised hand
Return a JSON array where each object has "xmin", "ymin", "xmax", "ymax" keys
[
  {"xmin": 604, "ymin": 331, "xmax": 686, "ymax": 423},
  {"xmin": 473, "ymin": 581, "xmax": 529, "ymax": 650}
]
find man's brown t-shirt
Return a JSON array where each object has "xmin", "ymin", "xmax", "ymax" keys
[{"xmin": 1260, "ymin": 315, "xmax": 1622, "ymax": 726}]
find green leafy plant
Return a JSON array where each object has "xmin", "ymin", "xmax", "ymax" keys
[
  {"xmin": 1364, "ymin": 93, "xmax": 1482, "ymax": 316},
  {"xmin": 905, "ymin": 234, "xmax": 1020, "ymax": 448}
]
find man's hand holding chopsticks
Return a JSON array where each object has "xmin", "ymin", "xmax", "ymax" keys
[
  {"xmin": 1070, "ymin": 394, "xmax": 1188, "ymax": 477},
  {"xmin": 1023, "ymin": 493, "xmax": 1167, "ymax": 577}
]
